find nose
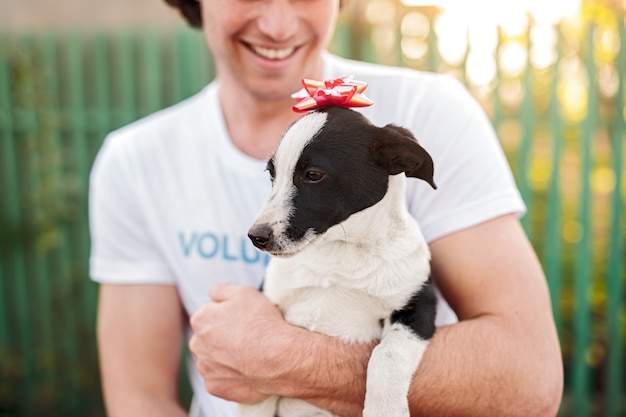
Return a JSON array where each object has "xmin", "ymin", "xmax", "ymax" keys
[
  {"xmin": 258, "ymin": 1, "xmax": 298, "ymax": 41},
  {"xmin": 248, "ymin": 224, "xmax": 274, "ymax": 250}
]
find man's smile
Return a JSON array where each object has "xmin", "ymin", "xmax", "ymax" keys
[{"xmin": 248, "ymin": 44, "xmax": 298, "ymax": 60}]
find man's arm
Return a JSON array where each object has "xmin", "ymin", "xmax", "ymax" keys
[
  {"xmin": 404, "ymin": 213, "xmax": 564, "ymax": 416},
  {"xmin": 190, "ymin": 214, "xmax": 563, "ymax": 417},
  {"xmin": 98, "ymin": 284, "xmax": 189, "ymax": 417}
]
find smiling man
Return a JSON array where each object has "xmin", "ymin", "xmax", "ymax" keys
[
  {"xmin": 193, "ymin": 0, "xmax": 338, "ymax": 161},
  {"xmin": 89, "ymin": 1, "xmax": 563, "ymax": 416}
]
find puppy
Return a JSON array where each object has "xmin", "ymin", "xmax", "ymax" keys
[{"xmin": 243, "ymin": 106, "xmax": 437, "ymax": 417}]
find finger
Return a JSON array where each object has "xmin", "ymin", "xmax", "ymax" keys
[
  {"xmin": 210, "ymin": 284, "xmax": 260, "ymax": 302},
  {"xmin": 208, "ymin": 283, "xmax": 240, "ymax": 302},
  {"xmin": 189, "ymin": 300, "xmax": 219, "ymax": 332},
  {"xmin": 188, "ymin": 332, "xmax": 201, "ymax": 355}
]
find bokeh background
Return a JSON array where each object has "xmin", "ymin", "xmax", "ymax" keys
[{"xmin": 0, "ymin": 0, "xmax": 624, "ymax": 416}]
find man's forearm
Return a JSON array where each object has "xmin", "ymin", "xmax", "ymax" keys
[
  {"xmin": 103, "ymin": 393, "xmax": 189, "ymax": 417},
  {"xmin": 406, "ymin": 317, "xmax": 561, "ymax": 417},
  {"xmin": 268, "ymin": 326, "xmax": 371, "ymax": 417},
  {"xmin": 278, "ymin": 315, "xmax": 561, "ymax": 417}
]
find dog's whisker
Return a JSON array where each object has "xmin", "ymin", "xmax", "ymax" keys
[
  {"xmin": 301, "ymin": 233, "xmax": 322, "ymax": 253},
  {"xmin": 311, "ymin": 241, "xmax": 323, "ymax": 253},
  {"xmin": 258, "ymin": 149, "xmax": 275, "ymax": 160}
]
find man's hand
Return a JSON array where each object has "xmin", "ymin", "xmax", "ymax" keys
[
  {"xmin": 189, "ymin": 284, "xmax": 374, "ymax": 416},
  {"xmin": 189, "ymin": 284, "xmax": 294, "ymax": 404}
]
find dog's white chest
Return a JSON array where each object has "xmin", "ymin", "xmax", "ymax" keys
[
  {"xmin": 261, "ymin": 237, "xmax": 429, "ymax": 344},
  {"xmin": 265, "ymin": 281, "xmax": 387, "ymax": 343}
]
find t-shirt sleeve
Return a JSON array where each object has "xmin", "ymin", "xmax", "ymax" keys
[
  {"xmin": 407, "ymin": 75, "xmax": 526, "ymax": 243},
  {"xmin": 88, "ymin": 131, "xmax": 176, "ymax": 285}
]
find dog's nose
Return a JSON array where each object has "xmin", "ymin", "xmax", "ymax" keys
[{"xmin": 248, "ymin": 224, "xmax": 274, "ymax": 250}]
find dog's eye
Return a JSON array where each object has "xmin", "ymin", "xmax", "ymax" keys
[{"xmin": 304, "ymin": 169, "xmax": 325, "ymax": 183}]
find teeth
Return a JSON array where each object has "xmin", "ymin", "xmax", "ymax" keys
[{"xmin": 252, "ymin": 45, "xmax": 295, "ymax": 60}]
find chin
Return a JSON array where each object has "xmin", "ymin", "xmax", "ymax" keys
[
  {"xmin": 248, "ymin": 78, "xmax": 302, "ymax": 102},
  {"xmin": 246, "ymin": 59, "xmax": 321, "ymax": 97}
]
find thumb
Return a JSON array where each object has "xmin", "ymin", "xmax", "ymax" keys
[{"xmin": 209, "ymin": 283, "xmax": 260, "ymax": 302}]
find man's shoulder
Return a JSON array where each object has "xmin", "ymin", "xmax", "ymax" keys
[
  {"xmin": 99, "ymin": 84, "xmax": 217, "ymax": 161},
  {"xmin": 110, "ymin": 84, "xmax": 214, "ymax": 141},
  {"xmin": 324, "ymin": 54, "xmax": 472, "ymax": 126},
  {"xmin": 324, "ymin": 53, "xmax": 459, "ymax": 91}
]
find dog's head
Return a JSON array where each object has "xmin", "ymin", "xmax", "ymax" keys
[{"xmin": 248, "ymin": 106, "xmax": 435, "ymax": 256}]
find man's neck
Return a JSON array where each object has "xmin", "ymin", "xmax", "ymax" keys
[
  {"xmin": 218, "ymin": 82, "xmax": 304, "ymax": 160},
  {"xmin": 215, "ymin": 53, "xmax": 326, "ymax": 160}
]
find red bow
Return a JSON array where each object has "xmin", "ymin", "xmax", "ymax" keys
[{"xmin": 291, "ymin": 76, "xmax": 374, "ymax": 113}]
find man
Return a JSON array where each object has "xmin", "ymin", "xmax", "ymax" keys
[{"xmin": 90, "ymin": 1, "xmax": 563, "ymax": 416}]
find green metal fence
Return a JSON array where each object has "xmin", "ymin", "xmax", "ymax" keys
[{"xmin": 0, "ymin": 7, "xmax": 624, "ymax": 417}]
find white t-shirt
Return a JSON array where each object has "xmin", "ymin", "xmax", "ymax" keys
[{"xmin": 89, "ymin": 53, "xmax": 525, "ymax": 417}]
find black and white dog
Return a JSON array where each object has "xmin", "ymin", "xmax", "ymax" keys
[{"xmin": 243, "ymin": 106, "xmax": 438, "ymax": 417}]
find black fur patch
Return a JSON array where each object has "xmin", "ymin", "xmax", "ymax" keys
[
  {"xmin": 284, "ymin": 107, "xmax": 390, "ymax": 242},
  {"xmin": 390, "ymin": 280, "xmax": 437, "ymax": 340}
]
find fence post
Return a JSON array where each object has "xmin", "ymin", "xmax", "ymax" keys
[
  {"xmin": 544, "ymin": 24, "xmax": 565, "ymax": 337},
  {"xmin": 572, "ymin": 22, "xmax": 597, "ymax": 417},
  {"xmin": 605, "ymin": 16, "xmax": 625, "ymax": 417}
]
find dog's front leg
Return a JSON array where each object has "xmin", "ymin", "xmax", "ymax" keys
[
  {"xmin": 239, "ymin": 395, "xmax": 279, "ymax": 417},
  {"xmin": 362, "ymin": 320, "xmax": 428, "ymax": 417}
]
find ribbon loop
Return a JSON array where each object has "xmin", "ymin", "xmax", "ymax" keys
[{"xmin": 291, "ymin": 76, "xmax": 374, "ymax": 113}]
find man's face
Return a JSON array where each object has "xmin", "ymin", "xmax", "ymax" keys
[{"xmin": 199, "ymin": 0, "xmax": 340, "ymax": 102}]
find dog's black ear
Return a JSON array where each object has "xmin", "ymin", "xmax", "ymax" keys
[{"xmin": 371, "ymin": 124, "xmax": 437, "ymax": 189}]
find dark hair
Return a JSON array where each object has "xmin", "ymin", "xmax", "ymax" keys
[
  {"xmin": 164, "ymin": 0, "xmax": 347, "ymax": 29},
  {"xmin": 164, "ymin": 0, "xmax": 202, "ymax": 29}
]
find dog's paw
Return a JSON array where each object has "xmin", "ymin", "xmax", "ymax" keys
[
  {"xmin": 363, "ymin": 403, "xmax": 410, "ymax": 417},
  {"xmin": 363, "ymin": 393, "xmax": 411, "ymax": 417}
]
